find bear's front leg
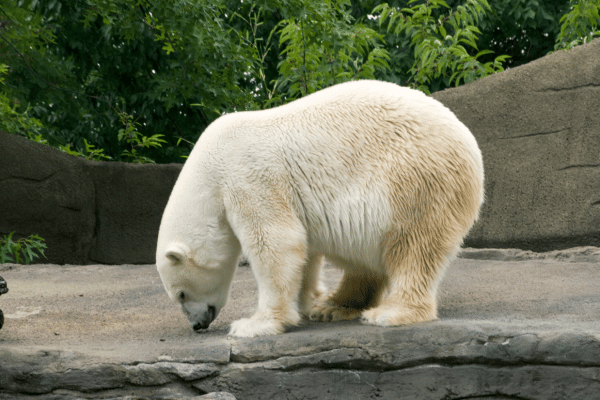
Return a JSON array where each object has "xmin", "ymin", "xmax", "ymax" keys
[
  {"xmin": 227, "ymin": 199, "xmax": 308, "ymax": 338},
  {"xmin": 229, "ymin": 247, "xmax": 305, "ymax": 337}
]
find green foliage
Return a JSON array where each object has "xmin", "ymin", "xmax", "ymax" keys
[
  {"xmin": 476, "ymin": 0, "xmax": 566, "ymax": 66},
  {"xmin": 230, "ymin": 0, "xmax": 390, "ymax": 105},
  {"xmin": 276, "ymin": 0, "xmax": 390, "ymax": 98},
  {"xmin": 59, "ymin": 139, "xmax": 112, "ymax": 161},
  {"xmin": 230, "ymin": 5, "xmax": 281, "ymax": 107},
  {"xmin": 1, "ymin": 0, "xmax": 254, "ymax": 163},
  {"xmin": 0, "ymin": 64, "xmax": 45, "ymax": 142},
  {"xmin": 0, "ymin": 232, "xmax": 47, "ymax": 265},
  {"xmin": 554, "ymin": 0, "xmax": 600, "ymax": 50},
  {"xmin": 117, "ymin": 111, "xmax": 166, "ymax": 164},
  {"xmin": 373, "ymin": 0, "xmax": 508, "ymax": 93}
]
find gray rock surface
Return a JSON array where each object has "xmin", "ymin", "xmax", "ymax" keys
[
  {"xmin": 433, "ymin": 38, "xmax": 600, "ymax": 251},
  {"xmin": 1, "ymin": 248, "xmax": 599, "ymax": 399}
]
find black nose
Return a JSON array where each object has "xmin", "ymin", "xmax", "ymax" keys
[
  {"xmin": 193, "ymin": 321, "xmax": 210, "ymax": 331},
  {"xmin": 192, "ymin": 306, "xmax": 217, "ymax": 332}
]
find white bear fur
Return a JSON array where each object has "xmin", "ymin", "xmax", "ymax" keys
[{"xmin": 156, "ymin": 80, "xmax": 484, "ymax": 338}]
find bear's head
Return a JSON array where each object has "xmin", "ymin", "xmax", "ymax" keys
[{"xmin": 156, "ymin": 236, "xmax": 240, "ymax": 332}]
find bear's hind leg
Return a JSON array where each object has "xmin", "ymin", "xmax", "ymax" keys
[
  {"xmin": 361, "ymin": 233, "xmax": 458, "ymax": 327},
  {"xmin": 309, "ymin": 267, "xmax": 385, "ymax": 322},
  {"xmin": 298, "ymin": 254, "xmax": 328, "ymax": 316}
]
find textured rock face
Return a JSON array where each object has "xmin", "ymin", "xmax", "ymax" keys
[
  {"xmin": 1, "ymin": 324, "xmax": 599, "ymax": 399},
  {"xmin": 0, "ymin": 133, "xmax": 96, "ymax": 264},
  {"xmin": 203, "ymin": 327, "xmax": 600, "ymax": 400},
  {"xmin": 86, "ymin": 161, "xmax": 182, "ymax": 264},
  {"xmin": 432, "ymin": 38, "xmax": 600, "ymax": 251},
  {"xmin": 0, "ymin": 132, "xmax": 181, "ymax": 264}
]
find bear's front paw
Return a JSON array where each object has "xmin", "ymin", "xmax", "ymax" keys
[
  {"xmin": 229, "ymin": 317, "xmax": 285, "ymax": 338},
  {"xmin": 307, "ymin": 303, "xmax": 362, "ymax": 322},
  {"xmin": 361, "ymin": 304, "xmax": 436, "ymax": 327}
]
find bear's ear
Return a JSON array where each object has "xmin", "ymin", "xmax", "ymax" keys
[{"xmin": 165, "ymin": 244, "xmax": 188, "ymax": 264}]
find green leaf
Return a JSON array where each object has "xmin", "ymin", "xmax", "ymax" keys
[
  {"xmin": 0, "ymin": 232, "xmax": 47, "ymax": 264},
  {"xmin": 439, "ymin": 23, "xmax": 447, "ymax": 39}
]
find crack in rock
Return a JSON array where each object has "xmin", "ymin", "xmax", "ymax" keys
[
  {"xmin": 0, "ymin": 171, "xmax": 58, "ymax": 184},
  {"xmin": 496, "ymin": 127, "xmax": 570, "ymax": 140},
  {"xmin": 559, "ymin": 163, "xmax": 600, "ymax": 171},
  {"xmin": 535, "ymin": 83, "xmax": 600, "ymax": 92}
]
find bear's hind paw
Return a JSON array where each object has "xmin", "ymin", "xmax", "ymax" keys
[{"xmin": 307, "ymin": 304, "xmax": 362, "ymax": 322}]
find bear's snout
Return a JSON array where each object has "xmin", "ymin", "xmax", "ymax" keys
[{"xmin": 191, "ymin": 305, "xmax": 216, "ymax": 332}]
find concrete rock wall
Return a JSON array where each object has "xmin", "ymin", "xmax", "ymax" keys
[
  {"xmin": 0, "ymin": 133, "xmax": 181, "ymax": 264},
  {"xmin": 433, "ymin": 38, "xmax": 600, "ymax": 251},
  {"xmin": 1, "ymin": 39, "xmax": 599, "ymax": 263}
]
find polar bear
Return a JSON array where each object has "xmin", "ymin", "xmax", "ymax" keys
[{"xmin": 156, "ymin": 80, "xmax": 484, "ymax": 338}]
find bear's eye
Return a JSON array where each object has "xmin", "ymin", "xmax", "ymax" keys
[{"xmin": 178, "ymin": 291, "xmax": 185, "ymax": 302}]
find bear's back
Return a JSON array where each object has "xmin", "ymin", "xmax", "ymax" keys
[
  {"xmin": 201, "ymin": 81, "xmax": 481, "ymax": 172},
  {"xmin": 191, "ymin": 81, "xmax": 484, "ymax": 269}
]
